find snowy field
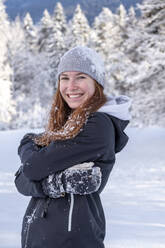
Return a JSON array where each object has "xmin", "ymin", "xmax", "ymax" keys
[{"xmin": 0, "ymin": 127, "xmax": 165, "ymax": 248}]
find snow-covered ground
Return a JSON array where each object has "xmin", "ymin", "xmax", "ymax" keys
[{"xmin": 0, "ymin": 127, "xmax": 165, "ymax": 248}]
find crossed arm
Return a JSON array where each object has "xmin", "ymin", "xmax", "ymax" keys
[{"xmin": 15, "ymin": 162, "xmax": 102, "ymax": 198}]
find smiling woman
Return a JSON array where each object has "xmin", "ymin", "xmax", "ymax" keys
[{"xmin": 15, "ymin": 46, "xmax": 132, "ymax": 248}]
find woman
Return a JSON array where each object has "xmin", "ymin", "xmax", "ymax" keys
[{"xmin": 15, "ymin": 46, "xmax": 131, "ymax": 248}]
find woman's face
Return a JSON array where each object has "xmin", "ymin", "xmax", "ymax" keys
[{"xmin": 59, "ymin": 71, "xmax": 95, "ymax": 109}]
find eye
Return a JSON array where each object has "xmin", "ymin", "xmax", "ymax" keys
[
  {"xmin": 77, "ymin": 76, "xmax": 86, "ymax": 79},
  {"xmin": 60, "ymin": 77, "xmax": 69, "ymax": 80}
]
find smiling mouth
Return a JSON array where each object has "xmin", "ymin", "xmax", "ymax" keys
[{"xmin": 67, "ymin": 94, "xmax": 84, "ymax": 99}]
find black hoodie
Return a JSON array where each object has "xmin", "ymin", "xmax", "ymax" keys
[{"xmin": 15, "ymin": 95, "xmax": 131, "ymax": 248}]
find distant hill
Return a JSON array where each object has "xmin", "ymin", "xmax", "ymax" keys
[{"xmin": 5, "ymin": 0, "xmax": 142, "ymax": 24}]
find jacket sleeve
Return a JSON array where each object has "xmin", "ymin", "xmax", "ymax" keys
[
  {"xmin": 14, "ymin": 166, "xmax": 46, "ymax": 198},
  {"xmin": 18, "ymin": 113, "xmax": 116, "ymax": 181}
]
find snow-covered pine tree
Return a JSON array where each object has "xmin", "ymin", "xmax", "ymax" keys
[
  {"xmin": 8, "ymin": 14, "xmax": 52, "ymax": 129},
  {"xmin": 91, "ymin": 7, "xmax": 129, "ymax": 94},
  {"xmin": 38, "ymin": 4, "xmax": 67, "ymax": 53},
  {"xmin": 38, "ymin": 3, "xmax": 67, "ymax": 90},
  {"xmin": 0, "ymin": 0, "xmax": 10, "ymax": 74},
  {"xmin": 9, "ymin": 16, "xmax": 26, "ymax": 93},
  {"xmin": 112, "ymin": 0, "xmax": 165, "ymax": 127},
  {"xmin": 66, "ymin": 4, "xmax": 91, "ymax": 47},
  {"xmin": 137, "ymin": 0, "xmax": 165, "ymax": 34},
  {"xmin": 109, "ymin": 12, "xmax": 150, "ymax": 126},
  {"xmin": 0, "ymin": 0, "xmax": 15, "ymax": 129},
  {"xmin": 23, "ymin": 12, "xmax": 38, "ymax": 52},
  {"xmin": 0, "ymin": 0, "xmax": 11, "ymax": 79},
  {"xmin": 0, "ymin": 79, "xmax": 15, "ymax": 130},
  {"xmin": 9, "ymin": 16, "xmax": 35, "ymax": 128},
  {"xmin": 131, "ymin": 0, "xmax": 165, "ymax": 126},
  {"xmin": 92, "ymin": 8, "xmax": 117, "ymax": 57},
  {"xmin": 10, "ymin": 50, "xmax": 53, "ymax": 129},
  {"xmin": 117, "ymin": 4, "xmax": 128, "ymax": 27},
  {"xmin": 37, "ymin": 9, "xmax": 54, "ymax": 53},
  {"xmin": 50, "ymin": 2, "xmax": 67, "ymax": 88},
  {"xmin": 128, "ymin": 6, "xmax": 137, "ymax": 26},
  {"xmin": 52, "ymin": 2, "xmax": 67, "ymax": 35},
  {"xmin": 120, "ymin": 5, "xmax": 142, "ymax": 65}
]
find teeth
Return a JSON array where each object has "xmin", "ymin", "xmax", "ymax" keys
[{"xmin": 69, "ymin": 94, "xmax": 82, "ymax": 98}]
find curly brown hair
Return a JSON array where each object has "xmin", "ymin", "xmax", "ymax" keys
[{"xmin": 34, "ymin": 81, "xmax": 107, "ymax": 146}]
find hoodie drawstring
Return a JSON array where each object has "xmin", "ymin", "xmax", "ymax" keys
[{"xmin": 68, "ymin": 193, "xmax": 74, "ymax": 232}]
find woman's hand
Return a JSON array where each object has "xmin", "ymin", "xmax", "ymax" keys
[
  {"xmin": 41, "ymin": 171, "xmax": 65, "ymax": 198},
  {"xmin": 19, "ymin": 133, "xmax": 37, "ymax": 146},
  {"xmin": 63, "ymin": 165, "xmax": 102, "ymax": 195},
  {"xmin": 18, "ymin": 133, "xmax": 42, "ymax": 163},
  {"xmin": 41, "ymin": 163, "xmax": 102, "ymax": 198}
]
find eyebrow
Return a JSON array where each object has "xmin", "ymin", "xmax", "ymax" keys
[{"xmin": 60, "ymin": 72, "xmax": 86, "ymax": 76}]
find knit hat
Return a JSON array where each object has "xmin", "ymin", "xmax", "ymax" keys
[{"xmin": 57, "ymin": 46, "xmax": 105, "ymax": 87}]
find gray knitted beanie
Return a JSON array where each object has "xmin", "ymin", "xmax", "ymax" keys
[{"xmin": 57, "ymin": 46, "xmax": 105, "ymax": 87}]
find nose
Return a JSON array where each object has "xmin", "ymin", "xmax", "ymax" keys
[{"xmin": 67, "ymin": 79, "xmax": 77, "ymax": 91}]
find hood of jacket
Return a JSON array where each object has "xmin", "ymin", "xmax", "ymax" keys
[
  {"xmin": 98, "ymin": 95, "xmax": 132, "ymax": 153},
  {"xmin": 98, "ymin": 95, "xmax": 132, "ymax": 121}
]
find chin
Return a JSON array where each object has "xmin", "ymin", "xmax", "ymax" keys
[
  {"xmin": 66, "ymin": 97, "xmax": 87, "ymax": 109},
  {"xmin": 68, "ymin": 102, "xmax": 82, "ymax": 109},
  {"xmin": 69, "ymin": 104, "xmax": 80, "ymax": 109}
]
